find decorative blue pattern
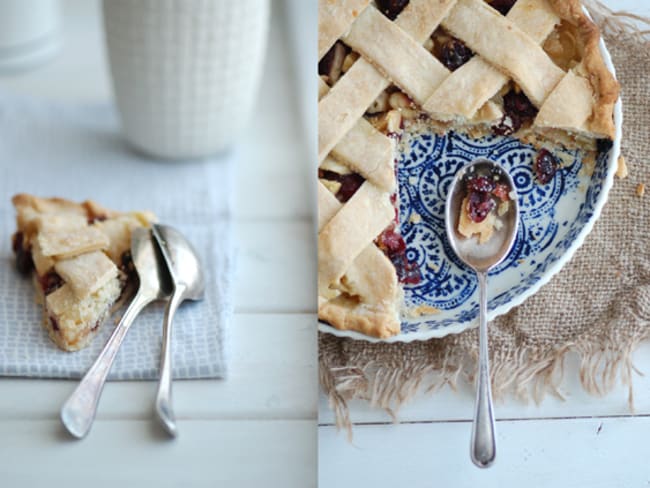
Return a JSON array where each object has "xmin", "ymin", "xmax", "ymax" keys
[{"xmin": 395, "ymin": 130, "xmax": 611, "ymax": 334}]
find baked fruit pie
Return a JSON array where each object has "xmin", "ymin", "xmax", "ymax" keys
[
  {"xmin": 11, "ymin": 194, "xmax": 155, "ymax": 351},
  {"xmin": 317, "ymin": 0, "xmax": 619, "ymax": 338}
]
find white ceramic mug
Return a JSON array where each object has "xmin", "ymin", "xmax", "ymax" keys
[
  {"xmin": 103, "ymin": 0, "xmax": 270, "ymax": 159},
  {"xmin": 0, "ymin": 0, "xmax": 60, "ymax": 72}
]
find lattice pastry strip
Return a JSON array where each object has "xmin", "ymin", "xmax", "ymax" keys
[
  {"xmin": 318, "ymin": 0, "xmax": 371, "ymax": 60},
  {"xmin": 343, "ymin": 6, "xmax": 449, "ymax": 105},
  {"xmin": 319, "ymin": 76, "xmax": 395, "ymax": 192},
  {"xmin": 318, "ymin": 182, "xmax": 400, "ymax": 337},
  {"xmin": 423, "ymin": 0, "xmax": 560, "ymax": 120},
  {"xmin": 318, "ymin": 181, "xmax": 394, "ymax": 294},
  {"xmin": 442, "ymin": 0, "xmax": 566, "ymax": 106},
  {"xmin": 318, "ymin": 0, "xmax": 458, "ymax": 162}
]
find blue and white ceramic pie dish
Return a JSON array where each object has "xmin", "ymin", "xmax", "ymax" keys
[{"xmin": 319, "ymin": 38, "xmax": 622, "ymax": 343}]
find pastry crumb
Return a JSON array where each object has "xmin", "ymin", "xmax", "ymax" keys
[
  {"xmin": 428, "ymin": 262, "xmax": 439, "ymax": 272},
  {"xmin": 320, "ymin": 178, "xmax": 342, "ymax": 195},
  {"xmin": 409, "ymin": 212, "xmax": 422, "ymax": 224},
  {"xmin": 636, "ymin": 183, "xmax": 645, "ymax": 198},
  {"xmin": 405, "ymin": 304, "xmax": 441, "ymax": 318},
  {"xmin": 616, "ymin": 156, "xmax": 628, "ymax": 179}
]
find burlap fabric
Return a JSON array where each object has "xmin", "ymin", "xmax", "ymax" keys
[{"xmin": 319, "ymin": 3, "xmax": 650, "ymax": 432}]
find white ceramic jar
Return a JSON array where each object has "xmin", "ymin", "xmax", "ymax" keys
[
  {"xmin": 103, "ymin": 0, "xmax": 270, "ymax": 159},
  {"xmin": 0, "ymin": 0, "xmax": 60, "ymax": 72}
]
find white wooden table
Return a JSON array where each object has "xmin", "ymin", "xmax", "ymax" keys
[
  {"xmin": 319, "ymin": 1, "xmax": 650, "ymax": 487},
  {"xmin": 0, "ymin": 1, "xmax": 316, "ymax": 486},
  {"xmin": 2, "ymin": 0, "xmax": 649, "ymax": 486}
]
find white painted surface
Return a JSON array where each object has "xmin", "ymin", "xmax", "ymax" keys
[
  {"xmin": 2, "ymin": 0, "xmax": 648, "ymax": 486},
  {"xmin": 0, "ymin": 1, "xmax": 316, "ymax": 486},
  {"xmin": 320, "ymin": 417, "xmax": 650, "ymax": 488},
  {"xmin": 1, "ymin": 419, "xmax": 315, "ymax": 487},
  {"xmin": 318, "ymin": 1, "xmax": 650, "ymax": 487}
]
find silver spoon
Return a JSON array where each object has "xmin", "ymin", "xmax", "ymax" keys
[
  {"xmin": 151, "ymin": 224, "xmax": 205, "ymax": 437},
  {"xmin": 61, "ymin": 227, "xmax": 173, "ymax": 438},
  {"xmin": 445, "ymin": 158, "xmax": 519, "ymax": 468}
]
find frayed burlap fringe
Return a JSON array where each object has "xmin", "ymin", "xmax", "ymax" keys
[
  {"xmin": 321, "ymin": 327, "xmax": 650, "ymax": 436},
  {"xmin": 584, "ymin": 0, "xmax": 650, "ymax": 42},
  {"xmin": 320, "ymin": 6, "xmax": 650, "ymax": 438}
]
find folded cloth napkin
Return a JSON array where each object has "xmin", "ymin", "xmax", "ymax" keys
[{"xmin": 0, "ymin": 94, "xmax": 233, "ymax": 379}]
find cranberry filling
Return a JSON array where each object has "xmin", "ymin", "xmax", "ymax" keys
[
  {"xmin": 597, "ymin": 138, "xmax": 613, "ymax": 153},
  {"xmin": 535, "ymin": 149, "xmax": 559, "ymax": 184},
  {"xmin": 467, "ymin": 191, "xmax": 496, "ymax": 223},
  {"xmin": 376, "ymin": 227, "xmax": 421, "ymax": 285},
  {"xmin": 119, "ymin": 250, "xmax": 139, "ymax": 293},
  {"xmin": 39, "ymin": 272, "xmax": 64, "ymax": 296},
  {"xmin": 49, "ymin": 316, "xmax": 60, "ymax": 332},
  {"xmin": 464, "ymin": 174, "xmax": 511, "ymax": 224},
  {"xmin": 120, "ymin": 250, "xmax": 134, "ymax": 275},
  {"xmin": 439, "ymin": 38, "xmax": 474, "ymax": 71},
  {"xmin": 466, "ymin": 175, "xmax": 496, "ymax": 193},
  {"xmin": 88, "ymin": 214, "xmax": 107, "ymax": 225},
  {"xmin": 492, "ymin": 90, "xmax": 538, "ymax": 135},
  {"xmin": 12, "ymin": 232, "xmax": 34, "ymax": 275},
  {"xmin": 488, "ymin": 0, "xmax": 517, "ymax": 15},
  {"xmin": 376, "ymin": 0, "xmax": 410, "ymax": 20},
  {"xmin": 319, "ymin": 169, "xmax": 365, "ymax": 203},
  {"xmin": 492, "ymin": 182, "xmax": 511, "ymax": 202}
]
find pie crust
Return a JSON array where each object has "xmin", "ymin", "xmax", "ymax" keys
[
  {"xmin": 317, "ymin": 0, "xmax": 619, "ymax": 338},
  {"xmin": 11, "ymin": 194, "xmax": 155, "ymax": 351}
]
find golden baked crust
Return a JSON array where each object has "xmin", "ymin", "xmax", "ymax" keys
[
  {"xmin": 319, "ymin": 297, "xmax": 400, "ymax": 339},
  {"xmin": 11, "ymin": 194, "xmax": 155, "ymax": 351},
  {"xmin": 547, "ymin": 0, "xmax": 619, "ymax": 139}
]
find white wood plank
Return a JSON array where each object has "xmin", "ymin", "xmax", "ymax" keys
[
  {"xmin": 0, "ymin": 419, "xmax": 315, "ymax": 488},
  {"xmin": 235, "ymin": 221, "xmax": 315, "ymax": 313},
  {"xmin": 235, "ymin": 153, "xmax": 312, "ymax": 221},
  {"xmin": 319, "ymin": 416, "xmax": 650, "ymax": 488},
  {"xmin": 320, "ymin": 342, "xmax": 650, "ymax": 424},
  {"xmin": 233, "ymin": 0, "xmax": 313, "ymax": 221},
  {"xmin": 0, "ymin": 314, "xmax": 317, "ymax": 421}
]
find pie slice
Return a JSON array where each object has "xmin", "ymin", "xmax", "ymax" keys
[
  {"xmin": 317, "ymin": 0, "xmax": 619, "ymax": 338},
  {"xmin": 11, "ymin": 194, "xmax": 156, "ymax": 351}
]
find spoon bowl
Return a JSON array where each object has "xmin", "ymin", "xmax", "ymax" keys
[
  {"xmin": 445, "ymin": 158, "xmax": 520, "ymax": 273},
  {"xmin": 151, "ymin": 223, "xmax": 206, "ymax": 437},
  {"xmin": 152, "ymin": 224, "xmax": 206, "ymax": 301},
  {"xmin": 445, "ymin": 158, "xmax": 519, "ymax": 468}
]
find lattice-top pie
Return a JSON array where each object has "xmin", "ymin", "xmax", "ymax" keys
[
  {"xmin": 11, "ymin": 194, "xmax": 155, "ymax": 351},
  {"xmin": 317, "ymin": 0, "xmax": 619, "ymax": 338}
]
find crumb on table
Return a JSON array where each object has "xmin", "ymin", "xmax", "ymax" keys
[
  {"xmin": 616, "ymin": 156, "xmax": 628, "ymax": 179},
  {"xmin": 636, "ymin": 183, "xmax": 645, "ymax": 198},
  {"xmin": 405, "ymin": 304, "xmax": 441, "ymax": 318}
]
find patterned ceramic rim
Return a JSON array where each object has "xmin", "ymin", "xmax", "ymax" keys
[{"xmin": 319, "ymin": 29, "xmax": 623, "ymax": 343}]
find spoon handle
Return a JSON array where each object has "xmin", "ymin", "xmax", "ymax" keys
[
  {"xmin": 154, "ymin": 288, "xmax": 184, "ymax": 437},
  {"xmin": 471, "ymin": 271, "xmax": 497, "ymax": 468},
  {"xmin": 60, "ymin": 291, "xmax": 152, "ymax": 439}
]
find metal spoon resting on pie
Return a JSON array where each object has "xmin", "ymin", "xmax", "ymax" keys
[{"xmin": 445, "ymin": 158, "xmax": 519, "ymax": 468}]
